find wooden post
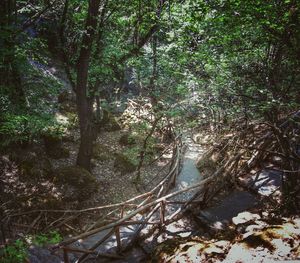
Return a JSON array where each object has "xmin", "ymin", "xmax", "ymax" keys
[
  {"xmin": 115, "ymin": 226, "xmax": 121, "ymax": 252},
  {"xmin": 160, "ymin": 201, "xmax": 165, "ymax": 225},
  {"xmin": 63, "ymin": 247, "xmax": 70, "ymax": 263},
  {"xmin": 120, "ymin": 205, "xmax": 124, "ymax": 218}
]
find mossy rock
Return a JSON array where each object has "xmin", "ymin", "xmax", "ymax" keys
[
  {"xmin": 119, "ymin": 133, "xmax": 136, "ymax": 146},
  {"xmin": 58, "ymin": 90, "xmax": 76, "ymax": 114},
  {"xmin": 104, "ymin": 116, "xmax": 121, "ymax": 131},
  {"xmin": 59, "ymin": 101, "xmax": 77, "ymax": 113},
  {"xmin": 54, "ymin": 166, "xmax": 98, "ymax": 201},
  {"xmin": 196, "ymin": 154, "xmax": 217, "ymax": 177},
  {"xmin": 43, "ymin": 134, "xmax": 70, "ymax": 159},
  {"xmin": 46, "ymin": 145, "xmax": 70, "ymax": 159},
  {"xmin": 92, "ymin": 143, "xmax": 112, "ymax": 162},
  {"xmin": 13, "ymin": 151, "xmax": 53, "ymax": 180},
  {"xmin": 64, "ymin": 112, "xmax": 79, "ymax": 129},
  {"xmin": 58, "ymin": 90, "xmax": 73, "ymax": 103},
  {"xmin": 114, "ymin": 153, "xmax": 137, "ymax": 174},
  {"xmin": 61, "ymin": 132, "xmax": 76, "ymax": 142}
]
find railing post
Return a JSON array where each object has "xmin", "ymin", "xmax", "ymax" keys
[
  {"xmin": 160, "ymin": 200, "xmax": 165, "ymax": 226},
  {"xmin": 115, "ymin": 226, "xmax": 121, "ymax": 252},
  {"xmin": 63, "ymin": 247, "xmax": 70, "ymax": 263}
]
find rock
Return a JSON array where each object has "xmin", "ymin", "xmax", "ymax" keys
[
  {"xmin": 104, "ymin": 116, "xmax": 121, "ymax": 132},
  {"xmin": 100, "ymin": 110, "xmax": 121, "ymax": 132},
  {"xmin": 28, "ymin": 246, "xmax": 62, "ymax": 263},
  {"xmin": 58, "ymin": 91, "xmax": 76, "ymax": 113},
  {"xmin": 196, "ymin": 155, "xmax": 216, "ymax": 177},
  {"xmin": 54, "ymin": 166, "xmax": 98, "ymax": 201},
  {"xmin": 195, "ymin": 191, "xmax": 258, "ymax": 229},
  {"xmin": 224, "ymin": 220, "xmax": 300, "ymax": 262},
  {"xmin": 92, "ymin": 143, "xmax": 112, "ymax": 162},
  {"xmin": 114, "ymin": 153, "xmax": 137, "ymax": 174},
  {"xmin": 232, "ymin": 212, "xmax": 261, "ymax": 225},
  {"xmin": 12, "ymin": 151, "xmax": 53, "ymax": 180},
  {"xmin": 119, "ymin": 133, "xmax": 136, "ymax": 146},
  {"xmin": 58, "ymin": 90, "xmax": 74, "ymax": 103},
  {"xmin": 43, "ymin": 134, "xmax": 70, "ymax": 159},
  {"xmin": 61, "ymin": 132, "xmax": 76, "ymax": 142},
  {"xmin": 59, "ymin": 101, "xmax": 77, "ymax": 113}
]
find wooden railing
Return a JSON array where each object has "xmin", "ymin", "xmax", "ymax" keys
[{"xmin": 57, "ymin": 135, "xmax": 186, "ymax": 262}]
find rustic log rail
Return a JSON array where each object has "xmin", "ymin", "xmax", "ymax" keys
[
  {"xmin": 53, "ymin": 133, "xmax": 242, "ymax": 263},
  {"xmin": 55, "ymin": 109, "xmax": 300, "ymax": 261},
  {"xmin": 52, "ymin": 134, "xmax": 189, "ymax": 262}
]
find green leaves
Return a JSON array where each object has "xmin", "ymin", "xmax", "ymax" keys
[{"xmin": 0, "ymin": 113, "xmax": 63, "ymax": 146}]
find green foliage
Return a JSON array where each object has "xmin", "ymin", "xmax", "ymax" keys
[
  {"xmin": 32, "ymin": 231, "xmax": 62, "ymax": 246},
  {"xmin": 123, "ymin": 146, "xmax": 140, "ymax": 166},
  {"xmin": 1, "ymin": 240, "xmax": 27, "ymax": 263},
  {"xmin": 1, "ymin": 231, "xmax": 62, "ymax": 263},
  {"xmin": 0, "ymin": 113, "xmax": 63, "ymax": 147}
]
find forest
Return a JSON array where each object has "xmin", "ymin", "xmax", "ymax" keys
[{"xmin": 0, "ymin": 0, "xmax": 300, "ymax": 262}]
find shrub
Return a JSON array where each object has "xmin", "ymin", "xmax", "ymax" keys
[
  {"xmin": 0, "ymin": 113, "xmax": 64, "ymax": 147},
  {"xmin": 0, "ymin": 231, "xmax": 62, "ymax": 263}
]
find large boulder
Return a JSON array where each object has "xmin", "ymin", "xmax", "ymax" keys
[
  {"xmin": 92, "ymin": 143, "xmax": 113, "ymax": 162},
  {"xmin": 43, "ymin": 134, "xmax": 70, "ymax": 159},
  {"xmin": 100, "ymin": 110, "xmax": 121, "ymax": 132},
  {"xmin": 53, "ymin": 166, "xmax": 98, "ymax": 201},
  {"xmin": 28, "ymin": 246, "xmax": 62, "ymax": 263},
  {"xmin": 10, "ymin": 151, "xmax": 53, "ymax": 180},
  {"xmin": 104, "ymin": 116, "xmax": 121, "ymax": 132},
  {"xmin": 58, "ymin": 90, "xmax": 76, "ymax": 113},
  {"xmin": 57, "ymin": 90, "xmax": 74, "ymax": 104}
]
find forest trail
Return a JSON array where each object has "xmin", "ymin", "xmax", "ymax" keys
[{"xmin": 171, "ymin": 134, "xmax": 204, "ymax": 201}]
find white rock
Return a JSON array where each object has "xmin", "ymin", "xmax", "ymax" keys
[{"xmin": 232, "ymin": 211, "xmax": 261, "ymax": 225}]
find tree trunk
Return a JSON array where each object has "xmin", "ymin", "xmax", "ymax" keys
[{"xmin": 76, "ymin": 0, "xmax": 101, "ymax": 171}]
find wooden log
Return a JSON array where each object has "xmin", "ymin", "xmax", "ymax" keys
[
  {"xmin": 63, "ymin": 246, "xmax": 124, "ymax": 259},
  {"xmin": 115, "ymin": 226, "xmax": 121, "ymax": 252},
  {"xmin": 77, "ymin": 228, "xmax": 115, "ymax": 262},
  {"xmin": 59, "ymin": 177, "xmax": 213, "ymax": 246},
  {"xmin": 160, "ymin": 201, "xmax": 165, "ymax": 225},
  {"xmin": 63, "ymin": 248, "xmax": 70, "ymax": 263},
  {"xmin": 10, "ymin": 192, "xmax": 151, "ymax": 217}
]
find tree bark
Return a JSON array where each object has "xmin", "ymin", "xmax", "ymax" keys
[{"xmin": 76, "ymin": 0, "xmax": 101, "ymax": 171}]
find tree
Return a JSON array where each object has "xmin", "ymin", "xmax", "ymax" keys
[
  {"xmin": 75, "ymin": 0, "xmax": 101, "ymax": 171},
  {"xmin": 58, "ymin": 0, "xmax": 168, "ymax": 171}
]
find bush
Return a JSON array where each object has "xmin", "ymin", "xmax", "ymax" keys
[
  {"xmin": 0, "ymin": 231, "xmax": 62, "ymax": 263},
  {"xmin": 0, "ymin": 113, "xmax": 64, "ymax": 147},
  {"xmin": 114, "ymin": 151, "xmax": 138, "ymax": 174}
]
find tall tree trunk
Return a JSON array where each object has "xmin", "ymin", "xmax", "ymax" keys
[{"xmin": 76, "ymin": 0, "xmax": 101, "ymax": 171}]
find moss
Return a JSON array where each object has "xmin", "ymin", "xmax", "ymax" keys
[
  {"xmin": 196, "ymin": 155, "xmax": 217, "ymax": 176},
  {"xmin": 46, "ymin": 145, "xmax": 70, "ymax": 159},
  {"xmin": 243, "ymin": 233, "xmax": 275, "ymax": 252},
  {"xmin": 54, "ymin": 166, "xmax": 98, "ymax": 201},
  {"xmin": 58, "ymin": 90, "xmax": 72, "ymax": 103},
  {"xmin": 114, "ymin": 153, "xmax": 137, "ymax": 174},
  {"xmin": 16, "ymin": 152, "xmax": 53, "ymax": 180},
  {"xmin": 104, "ymin": 116, "xmax": 121, "ymax": 131},
  {"xmin": 100, "ymin": 110, "xmax": 121, "ymax": 131},
  {"xmin": 64, "ymin": 112, "xmax": 79, "ymax": 129},
  {"xmin": 43, "ymin": 134, "xmax": 70, "ymax": 159},
  {"xmin": 92, "ymin": 143, "xmax": 112, "ymax": 162}
]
